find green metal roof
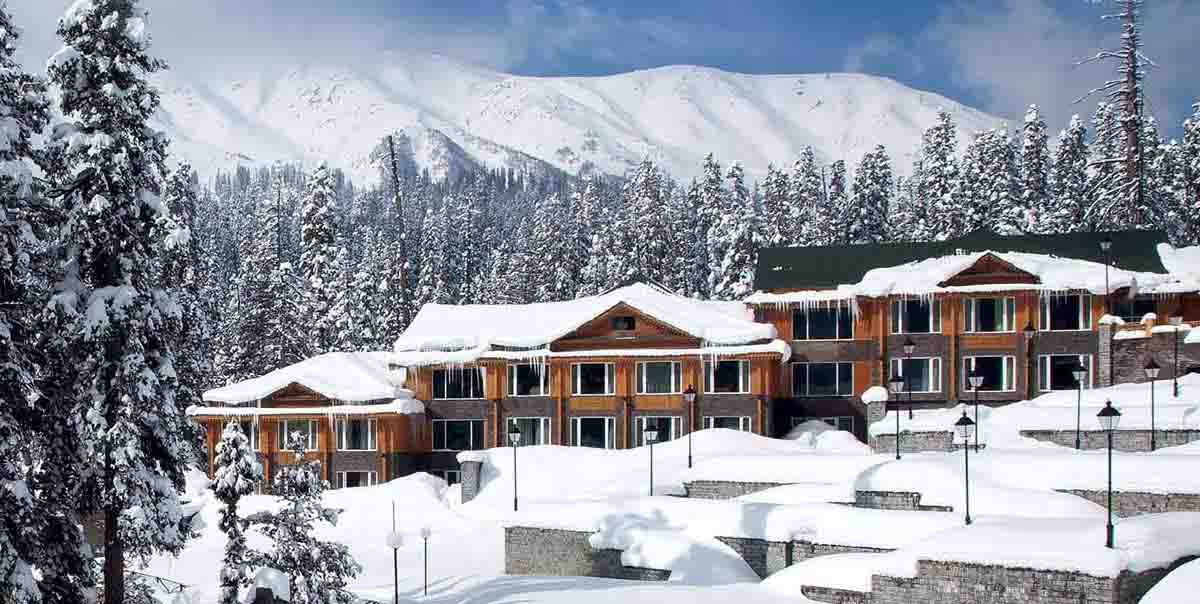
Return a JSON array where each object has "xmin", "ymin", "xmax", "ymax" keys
[{"xmin": 754, "ymin": 229, "xmax": 1170, "ymax": 291}]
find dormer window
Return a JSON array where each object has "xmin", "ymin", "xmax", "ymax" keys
[{"xmin": 611, "ymin": 316, "xmax": 636, "ymax": 331}]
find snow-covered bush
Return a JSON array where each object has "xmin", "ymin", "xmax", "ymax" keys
[{"xmin": 211, "ymin": 421, "xmax": 260, "ymax": 604}]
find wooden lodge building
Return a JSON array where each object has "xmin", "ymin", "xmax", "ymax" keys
[{"xmin": 190, "ymin": 229, "xmax": 1200, "ymax": 487}]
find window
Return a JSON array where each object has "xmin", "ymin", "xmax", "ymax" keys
[
  {"xmin": 508, "ymin": 364, "xmax": 548, "ymax": 397},
  {"xmin": 335, "ymin": 418, "xmax": 377, "ymax": 451},
  {"xmin": 1039, "ymin": 355, "xmax": 1092, "ymax": 392},
  {"xmin": 1040, "ymin": 294, "xmax": 1092, "ymax": 331},
  {"xmin": 611, "ymin": 316, "xmax": 636, "ymax": 331},
  {"xmin": 704, "ymin": 360, "xmax": 751, "ymax": 393},
  {"xmin": 570, "ymin": 417, "xmax": 616, "ymax": 448},
  {"xmin": 572, "ymin": 363, "xmax": 614, "ymax": 395},
  {"xmin": 637, "ymin": 361, "xmax": 682, "ymax": 394},
  {"xmin": 506, "ymin": 417, "xmax": 551, "ymax": 446},
  {"xmin": 792, "ymin": 416, "xmax": 854, "ymax": 433},
  {"xmin": 276, "ymin": 419, "xmax": 317, "ymax": 451},
  {"xmin": 792, "ymin": 306, "xmax": 853, "ymax": 340},
  {"xmin": 964, "ymin": 297, "xmax": 1016, "ymax": 333},
  {"xmin": 889, "ymin": 357, "xmax": 942, "ymax": 393},
  {"xmin": 962, "ymin": 356, "xmax": 1016, "ymax": 392},
  {"xmin": 891, "ymin": 299, "xmax": 941, "ymax": 334},
  {"xmin": 335, "ymin": 471, "xmax": 377, "ymax": 489},
  {"xmin": 432, "ymin": 419, "xmax": 485, "ymax": 451},
  {"xmin": 433, "ymin": 368, "xmax": 485, "ymax": 399},
  {"xmin": 636, "ymin": 416, "xmax": 680, "ymax": 445},
  {"xmin": 704, "ymin": 416, "xmax": 752, "ymax": 431},
  {"xmin": 1111, "ymin": 296, "xmax": 1158, "ymax": 323},
  {"xmin": 791, "ymin": 362, "xmax": 853, "ymax": 396},
  {"xmin": 237, "ymin": 419, "xmax": 260, "ymax": 451},
  {"xmin": 435, "ymin": 470, "xmax": 461, "ymax": 485}
]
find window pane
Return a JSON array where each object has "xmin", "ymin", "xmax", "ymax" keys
[
  {"xmin": 576, "ymin": 417, "xmax": 609, "ymax": 448},
  {"xmin": 639, "ymin": 417, "xmax": 676, "ymax": 445},
  {"xmin": 433, "ymin": 370, "xmax": 447, "ymax": 399},
  {"xmin": 838, "ymin": 362, "xmax": 852, "ymax": 395},
  {"xmin": 471, "ymin": 420, "xmax": 484, "ymax": 450},
  {"xmin": 238, "ymin": 420, "xmax": 257, "ymax": 450},
  {"xmin": 433, "ymin": 422, "xmax": 445, "ymax": 450},
  {"xmin": 444, "ymin": 421, "xmax": 471, "ymax": 450},
  {"xmin": 711, "ymin": 361, "xmax": 741, "ymax": 393},
  {"xmin": 512, "ymin": 364, "xmax": 546, "ymax": 396},
  {"xmin": 792, "ymin": 309, "xmax": 808, "ymax": 340},
  {"xmin": 577, "ymin": 364, "xmax": 609, "ymax": 395},
  {"xmin": 510, "ymin": 417, "xmax": 548, "ymax": 446},
  {"xmin": 1049, "ymin": 296, "xmax": 1082, "ymax": 330},
  {"xmin": 808, "ymin": 363, "xmax": 838, "ymax": 396},
  {"xmin": 975, "ymin": 298, "xmax": 1000, "ymax": 332},
  {"xmin": 1048, "ymin": 356, "xmax": 1082, "ymax": 390},
  {"xmin": 902, "ymin": 358, "xmax": 932, "ymax": 392},
  {"xmin": 641, "ymin": 362, "xmax": 675, "ymax": 394},
  {"xmin": 808, "ymin": 308, "xmax": 838, "ymax": 339},
  {"xmin": 837, "ymin": 308, "xmax": 853, "ymax": 338},
  {"xmin": 708, "ymin": 416, "xmax": 749, "ymax": 431},
  {"xmin": 969, "ymin": 357, "xmax": 1004, "ymax": 392},
  {"xmin": 904, "ymin": 300, "xmax": 931, "ymax": 333},
  {"xmin": 791, "ymin": 364, "xmax": 807, "ymax": 396}
]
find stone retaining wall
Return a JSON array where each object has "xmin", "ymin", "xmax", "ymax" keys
[
  {"xmin": 801, "ymin": 585, "xmax": 870, "ymax": 604},
  {"xmin": 1057, "ymin": 489, "xmax": 1200, "ymax": 517},
  {"xmin": 713, "ymin": 536, "xmax": 791, "ymax": 578},
  {"xmin": 854, "ymin": 490, "xmax": 952, "ymax": 512},
  {"xmin": 1020, "ymin": 429, "xmax": 1200, "ymax": 452},
  {"xmin": 870, "ymin": 431, "xmax": 954, "ymax": 454},
  {"xmin": 504, "ymin": 526, "xmax": 669, "ymax": 581},
  {"xmin": 683, "ymin": 480, "xmax": 791, "ymax": 499},
  {"xmin": 460, "ymin": 460, "xmax": 482, "ymax": 503}
]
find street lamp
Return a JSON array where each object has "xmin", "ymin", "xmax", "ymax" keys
[
  {"xmin": 1097, "ymin": 400, "xmax": 1122, "ymax": 549},
  {"xmin": 1100, "ymin": 235, "xmax": 1113, "ymax": 316},
  {"xmin": 644, "ymin": 426, "xmax": 659, "ymax": 496},
  {"xmin": 420, "ymin": 526, "xmax": 431, "ymax": 596},
  {"xmin": 967, "ymin": 366, "xmax": 985, "ymax": 451},
  {"xmin": 507, "ymin": 424, "xmax": 521, "ymax": 511},
  {"xmin": 684, "ymin": 385, "xmax": 697, "ymax": 468},
  {"xmin": 903, "ymin": 337, "xmax": 916, "ymax": 419},
  {"xmin": 888, "ymin": 374, "xmax": 905, "ymax": 460},
  {"xmin": 1169, "ymin": 314, "xmax": 1183, "ymax": 398},
  {"xmin": 386, "ymin": 502, "xmax": 403, "ymax": 604},
  {"xmin": 1072, "ymin": 361, "xmax": 1088, "ymax": 450},
  {"xmin": 954, "ymin": 411, "xmax": 976, "ymax": 526},
  {"xmin": 1144, "ymin": 358, "xmax": 1160, "ymax": 451},
  {"xmin": 1023, "ymin": 321, "xmax": 1036, "ymax": 400}
]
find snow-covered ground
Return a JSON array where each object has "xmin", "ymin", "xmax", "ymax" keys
[{"xmin": 145, "ymin": 424, "xmax": 1200, "ymax": 604}]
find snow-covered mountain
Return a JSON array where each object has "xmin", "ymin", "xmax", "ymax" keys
[{"xmin": 153, "ymin": 54, "xmax": 1007, "ymax": 183}]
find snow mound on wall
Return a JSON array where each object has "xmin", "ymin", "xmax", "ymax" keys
[
  {"xmin": 762, "ymin": 553, "xmax": 887, "ymax": 593},
  {"xmin": 784, "ymin": 421, "xmax": 871, "ymax": 454},
  {"xmin": 1140, "ymin": 557, "xmax": 1200, "ymax": 604},
  {"xmin": 589, "ymin": 518, "xmax": 759, "ymax": 585}
]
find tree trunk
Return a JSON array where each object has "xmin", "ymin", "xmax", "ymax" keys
[
  {"xmin": 1120, "ymin": 0, "xmax": 1142, "ymax": 225},
  {"xmin": 103, "ymin": 496, "xmax": 124, "ymax": 604}
]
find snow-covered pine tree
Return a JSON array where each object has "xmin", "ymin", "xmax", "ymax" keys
[
  {"xmin": 1088, "ymin": 102, "xmax": 1123, "ymax": 230},
  {"xmin": 626, "ymin": 159, "xmax": 670, "ymax": 285},
  {"xmin": 0, "ymin": 5, "xmax": 51, "ymax": 602},
  {"xmin": 661, "ymin": 184, "xmax": 696, "ymax": 295},
  {"xmin": 820, "ymin": 160, "xmax": 848, "ymax": 245},
  {"xmin": 327, "ymin": 245, "xmax": 358, "ymax": 352},
  {"xmin": 1181, "ymin": 101, "xmax": 1200, "ymax": 243},
  {"xmin": 918, "ymin": 110, "xmax": 960, "ymax": 240},
  {"xmin": 247, "ymin": 434, "xmax": 360, "ymax": 604},
  {"xmin": 1149, "ymin": 140, "xmax": 1189, "ymax": 244},
  {"xmin": 44, "ymin": 2, "xmax": 196, "ymax": 601},
  {"xmin": 302, "ymin": 162, "xmax": 339, "ymax": 353},
  {"xmin": 707, "ymin": 162, "xmax": 749, "ymax": 294},
  {"xmin": 698, "ymin": 154, "xmax": 725, "ymax": 295},
  {"xmin": 212, "ymin": 421, "xmax": 260, "ymax": 604},
  {"xmin": 1019, "ymin": 105, "xmax": 1051, "ymax": 228},
  {"xmin": 789, "ymin": 147, "xmax": 825, "ymax": 245},
  {"xmin": 957, "ymin": 129, "xmax": 1022, "ymax": 234},
  {"xmin": 680, "ymin": 180, "xmax": 709, "ymax": 298},
  {"xmin": 759, "ymin": 164, "xmax": 791, "ymax": 246},
  {"xmin": 848, "ymin": 146, "xmax": 893, "ymax": 243},
  {"xmin": 711, "ymin": 191, "xmax": 757, "ymax": 300},
  {"xmin": 1045, "ymin": 115, "xmax": 1090, "ymax": 234},
  {"xmin": 416, "ymin": 204, "xmax": 449, "ymax": 306}
]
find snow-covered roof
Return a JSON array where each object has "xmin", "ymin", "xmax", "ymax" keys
[
  {"xmin": 393, "ymin": 282, "xmax": 777, "ymax": 365},
  {"xmin": 748, "ymin": 246, "xmax": 1200, "ymax": 303},
  {"xmin": 201, "ymin": 351, "xmax": 406, "ymax": 404},
  {"xmin": 188, "ymin": 399, "xmax": 424, "ymax": 418}
]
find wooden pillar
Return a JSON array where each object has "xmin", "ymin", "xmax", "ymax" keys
[{"xmin": 205, "ymin": 420, "xmax": 218, "ymax": 478}]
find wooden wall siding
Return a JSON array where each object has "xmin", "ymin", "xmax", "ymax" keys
[
  {"xmin": 567, "ymin": 302, "xmax": 692, "ymax": 341},
  {"xmin": 568, "ymin": 396, "xmax": 620, "ymax": 412},
  {"xmin": 939, "ymin": 254, "xmax": 1039, "ymax": 287}
]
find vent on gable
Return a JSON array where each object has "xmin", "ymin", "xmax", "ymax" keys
[{"xmin": 611, "ymin": 316, "xmax": 636, "ymax": 331}]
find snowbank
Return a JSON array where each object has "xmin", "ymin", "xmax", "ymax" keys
[
  {"xmin": 762, "ymin": 553, "xmax": 887, "ymax": 593},
  {"xmin": 201, "ymin": 351, "xmax": 405, "ymax": 404},
  {"xmin": 1139, "ymin": 556, "xmax": 1200, "ymax": 604},
  {"xmin": 589, "ymin": 520, "xmax": 759, "ymax": 585},
  {"xmin": 783, "ymin": 420, "xmax": 871, "ymax": 454}
]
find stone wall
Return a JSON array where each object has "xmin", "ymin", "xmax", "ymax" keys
[
  {"xmin": 713, "ymin": 536, "xmax": 791, "ymax": 578},
  {"xmin": 504, "ymin": 526, "xmax": 670, "ymax": 581},
  {"xmin": 1110, "ymin": 328, "xmax": 1199, "ymax": 386},
  {"xmin": 1019, "ymin": 429, "xmax": 1200, "ymax": 452},
  {"xmin": 1057, "ymin": 489, "xmax": 1200, "ymax": 517},
  {"xmin": 854, "ymin": 490, "xmax": 952, "ymax": 512},
  {"xmin": 870, "ymin": 430, "xmax": 954, "ymax": 454},
  {"xmin": 460, "ymin": 460, "xmax": 482, "ymax": 504},
  {"xmin": 801, "ymin": 585, "xmax": 870, "ymax": 604},
  {"xmin": 683, "ymin": 480, "xmax": 791, "ymax": 500}
]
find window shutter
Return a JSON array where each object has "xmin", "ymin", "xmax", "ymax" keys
[{"xmin": 963, "ymin": 299, "xmax": 974, "ymax": 332}]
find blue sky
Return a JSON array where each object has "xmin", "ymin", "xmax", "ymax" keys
[{"xmin": 10, "ymin": 0, "xmax": 1200, "ymax": 134}]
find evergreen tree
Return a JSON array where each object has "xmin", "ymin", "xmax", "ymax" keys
[
  {"xmin": 212, "ymin": 421, "xmax": 260, "ymax": 604},
  {"xmin": 44, "ymin": 2, "xmax": 196, "ymax": 602},
  {"xmin": 302, "ymin": 162, "xmax": 339, "ymax": 353},
  {"xmin": 1181, "ymin": 101, "xmax": 1200, "ymax": 243},
  {"xmin": 789, "ymin": 147, "xmax": 824, "ymax": 245},
  {"xmin": 848, "ymin": 146, "xmax": 893, "ymax": 243},
  {"xmin": 626, "ymin": 160, "xmax": 670, "ymax": 284},
  {"xmin": 759, "ymin": 164, "xmax": 791, "ymax": 246},
  {"xmin": 957, "ymin": 129, "xmax": 1023, "ymax": 234},
  {"xmin": 1088, "ymin": 102, "xmax": 1124, "ymax": 229},
  {"xmin": 821, "ymin": 160, "xmax": 848, "ymax": 244},
  {"xmin": 247, "ymin": 434, "xmax": 361, "ymax": 604},
  {"xmin": 1045, "ymin": 115, "xmax": 1090, "ymax": 233},
  {"xmin": 917, "ymin": 110, "xmax": 960, "ymax": 240},
  {"xmin": 680, "ymin": 180, "xmax": 709, "ymax": 298},
  {"xmin": 711, "ymin": 162, "xmax": 756, "ymax": 299},
  {"xmin": 1019, "ymin": 105, "xmax": 1051, "ymax": 225},
  {"xmin": 698, "ymin": 154, "xmax": 724, "ymax": 296},
  {"xmin": 416, "ymin": 204, "xmax": 448, "ymax": 306}
]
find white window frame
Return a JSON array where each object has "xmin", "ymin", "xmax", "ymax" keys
[
  {"xmin": 889, "ymin": 357, "xmax": 943, "ymax": 393},
  {"xmin": 432, "ymin": 367, "xmax": 486, "ymax": 400},
  {"xmin": 703, "ymin": 416, "xmax": 752, "ymax": 431},
  {"xmin": 335, "ymin": 470, "xmax": 377, "ymax": 489},
  {"xmin": 792, "ymin": 305, "xmax": 854, "ymax": 341},
  {"xmin": 1038, "ymin": 354, "xmax": 1093, "ymax": 392},
  {"xmin": 335, "ymin": 418, "xmax": 377, "ymax": 451},
  {"xmin": 431, "ymin": 419, "xmax": 485, "ymax": 452},
  {"xmin": 962, "ymin": 356, "xmax": 1017, "ymax": 392},
  {"xmin": 963, "ymin": 297, "xmax": 1016, "ymax": 333},
  {"xmin": 570, "ymin": 416, "xmax": 616, "ymax": 448},
  {"xmin": 505, "ymin": 416, "xmax": 551, "ymax": 446},
  {"xmin": 636, "ymin": 361, "xmax": 682, "ymax": 395},
  {"xmin": 1039, "ymin": 294, "xmax": 1092, "ymax": 332},
  {"xmin": 704, "ymin": 360, "xmax": 751, "ymax": 394},
  {"xmin": 237, "ymin": 419, "xmax": 260, "ymax": 451},
  {"xmin": 793, "ymin": 415, "xmax": 855, "ymax": 433},
  {"xmin": 635, "ymin": 416, "xmax": 681, "ymax": 446},
  {"xmin": 891, "ymin": 298, "xmax": 941, "ymax": 334},
  {"xmin": 276, "ymin": 419, "xmax": 318, "ymax": 451},
  {"xmin": 507, "ymin": 363, "xmax": 549, "ymax": 397},
  {"xmin": 791, "ymin": 362, "xmax": 854, "ymax": 397},
  {"xmin": 571, "ymin": 362, "xmax": 615, "ymax": 396}
]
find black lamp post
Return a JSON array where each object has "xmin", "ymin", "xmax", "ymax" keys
[
  {"xmin": 420, "ymin": 526, "xmax": 431, "ymax": 597},
  {"xmin": 644, "ymin": 426, "xmax": 659, "ymax": 496},
  {"xmin": 1023, "ymin": 321, "xmax": 1036, "ymax": 400},
  {"xmin": 507, "ymin": 424, "xmax": 521, "ymax": 511},
  {"xmin": 1097, "ymin": 401, "xmax": 1122, "ymax": 549},
  {"xmin": 684, "ymin": 385, "xmax": 697, "ymax": 468},
  {"xmin": 903, "ymin": 337, "xmax": 916, "ymax": 419},
  {"xmin": 1170, "ymin": 315, "xmax": 1183, "ymax": 398},
  {"xmin": 954, "ymin": 411, "xmax": 976, "ymax": 526},
  {"xmin": 386, "ymin": 502, "xmax": 403, "ymax": 604},
  {"xmin": 888, "ymin": 374, "xmax": 905, "ymax": 460},
  {"xmin": 967, "ymin": 366, "xmax": 984, "ymax": 451},
  {"xmin": 1072, "ymin": 362, "xmax": 1088, "ymax": 450},
  {"xmin": 1100, "ymin": 235, "xmax": 1113, "ymax": 316},
  {"xmin": 1144, "ymin": 358, "xmax": 1160, "ymax": 451}
]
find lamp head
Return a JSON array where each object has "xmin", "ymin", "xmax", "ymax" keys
[
  {"xmin": 1096, "ymin": 400, "xmax": 1122, "ymax": 432},
  {"xmin": 644, "ymin": 428, "xmax": 659, "ymax": 443},
  {"xmin": 386, "ymin": 531, "xmax": 404, "ymax": 550},
  {"xmin": 1023, "ymin": 321, "xmax": 1036, "ymax": 339},
  {"xmin": 967, "ymin": 367, "xmax": 984, "ymax": 390},
  {"xmin": 903, "ymin": 337, "xmax": 916, "ymax": 356},
  {"xmin": 954, "ymin": 410, "xmax": 976, "ymax": 440},
  {"xmin": 683, "ymin": 385, "xmax": 696, "ymax": 404},
  {"xmin": 888, "ymin": 374, "xmax": 905, "ymax": 394},
  {"xmin": 507, "ymin": 424, "xmax": 522, "ymax": 446},
  {"xmin": 1144, "ymin": 358, "xmax": 1161, "ymax": 380},
  {"xmin": 1071, "ymin": 362, "xmax": 1088, "ymax": 384},
  {"xmin": 420, "ymin": 527, "xmax": 431, "ymax": 540},
  {"xmin": 1099, "ymin": 235, "xmax": 1113, "ymax": 253}
]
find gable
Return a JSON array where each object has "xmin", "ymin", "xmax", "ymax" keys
[
  {"xmin": 553, "ymin": 302, "xmax": 701, "ymax": 350},
  {"xmin": 939, "ymin": 253, "xmax": 1041, "ymax": 287},
  {"xmin": 263, "ymin": 382, "xmax": 329, "ymax": 406}
]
